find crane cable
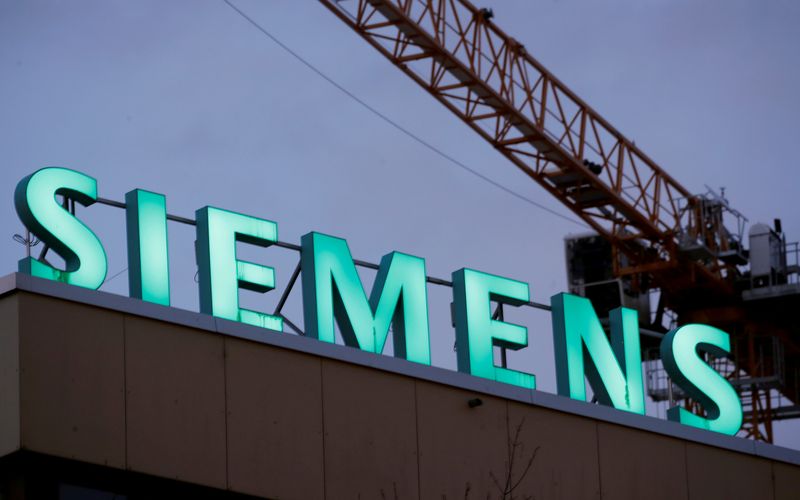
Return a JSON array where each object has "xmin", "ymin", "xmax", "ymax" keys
[{"xmin": 222, "ymin": 0, "xmax": 588, "ymax": 229}]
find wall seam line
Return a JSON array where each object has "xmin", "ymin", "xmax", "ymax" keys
[
  {"xmin": 16, "ymin": 294, "xmax": 22, "ymax": 452},
  {"xmin": 506, "ymin": 399, "xmax": 511, "ymax": 498},
  {"xmin": 223, "ymin": 337, "xmax": 230, "ymax": 490},
  {"xmin": 122, "ymin": 314, "xmax": 129, "ymax": 471},
  {"xmin": 595, "ymin": 421, "xmax": 603, "ymax": 500},
  {"xmin": 320, "ymin": 358, "xmax": 327, "ymax": 500},
  {"xmin": 414, "ymin": 380, "xmax": 422, "ymax": 500},
  {"xmin": 683, "ymin": 442, "xmax": 690, "ymax": 500},
  {"xmin": 770, "ymin": 460, "xmax": 776, "ymax": 500}
]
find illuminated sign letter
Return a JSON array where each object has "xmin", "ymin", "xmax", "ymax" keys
[
  {"xmin": 14, "ymin": 167, "xmax": 107, "ymax": 289},
  {"xmin": 125, "ymin": 189, "xmax": 170, "ymax": 305},
  {"xmin": 300, "ymin": 232, "xmax": 431, "ymax": 364},
  {"xmin": 452, "ymin": 268, "xmax": 535, "ymax": 389},
  {"xmin": 550, "ymin": 293, "xmax": 644, "ymax": 414},
  {"xmin": 196, "ymin": 206, "xmax": 282, "ymax": 331},
  {"xmin": 660, "ymin": 324, "xmax": 742, "ymax": 435}
]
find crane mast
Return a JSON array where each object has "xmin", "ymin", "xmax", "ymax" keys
[{"xmin": 319, "ymin": 0, "xmax": 800, "ymax": 442}]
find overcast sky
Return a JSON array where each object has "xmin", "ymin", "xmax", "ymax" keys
[{"xmin": 2, "ymin": 0, "xmax": 799, "ymax": 446}]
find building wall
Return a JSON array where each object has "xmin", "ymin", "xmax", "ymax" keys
[{"xmin": 1, "ymin": 289, "xmax": 799, "ymax": 500}]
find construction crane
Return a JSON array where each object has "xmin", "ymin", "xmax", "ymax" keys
[{"xmin": 318, "ymin": 0, "xmax": 800, "ymax": 442}]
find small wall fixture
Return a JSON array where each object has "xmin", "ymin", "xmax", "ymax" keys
[{"xmin": 468, "ymin": 398, "xmax": 483, "ymax": 408}]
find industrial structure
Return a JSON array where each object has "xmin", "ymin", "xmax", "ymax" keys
[{"xmin": 318, "ymin": 0, "xmax": 800, "ymax": 442}]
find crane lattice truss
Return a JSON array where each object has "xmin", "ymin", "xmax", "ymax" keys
[{"xmin": 319, "ymin": 0, "xmax": 735, "ymax": 300}]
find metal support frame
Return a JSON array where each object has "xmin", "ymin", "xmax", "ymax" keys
[{"xmin": 90, "ymin": 197, "xmax": 550, "ymax": 342}]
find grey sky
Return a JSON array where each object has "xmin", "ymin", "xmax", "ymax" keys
[{"xmin": 2, "ymin": 0, "xmax": 799, "ymax": 446}]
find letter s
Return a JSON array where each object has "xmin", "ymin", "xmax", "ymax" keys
[
  {"xmin": 15, "ymin": 167, "xmax": 107, "ymax": 289},
  {"xmin": 660, "ymin": 324, "xmax": 742, "ymax": 435}
]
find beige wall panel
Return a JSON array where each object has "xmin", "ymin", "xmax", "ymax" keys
[
  {"xmin": 18, "ymin": 293, "xmax": 125, "ymax": 468},
  {"xmin": 507, "ymin": 403, "xmax": 601, "ymax": 500},
  {"xmin": 225, "ymin": 338, "xmax": 324, "ymax": 500},
  {"xmin": 597, "ymin": 422, "xmax": 687, "ymax": 500},
  {"xmin": 686, "ymin": 442, "xmax": 773, "ymax": 500},
  {"xmin": 0, "ymin": 294, "xmax": 20, "ymax": 458},
  {"xmin": 125, "ymin": 315, "xmax": 226, "ymax": 488},
  {"xmin": 322, "ymin": 360, "xmax": 418, "ymax": 499},
  {"xmin": 416, "ymin": 381, "xmax": 508, "ymax": 500},
  {"xmin": 773, "ymin": 461, "xmax": 800, "ymax": 500}
]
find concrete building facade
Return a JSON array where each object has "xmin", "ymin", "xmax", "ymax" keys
[{"xmin": 0, "ymin": 273, "xmax": 798, "ymax": 499}]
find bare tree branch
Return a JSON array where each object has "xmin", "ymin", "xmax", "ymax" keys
[{"xmin": 489, "ymin": 417, "xmax": 539, "ymax": 499}]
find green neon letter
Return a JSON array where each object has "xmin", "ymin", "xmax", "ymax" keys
[
  {"xmin": 14, "ymin": 167, "xmax": 107, "ymax": 289},
  {"xmin": 550, "ymin": 293, "xmax": 644, "ymax": 414},
  {"xmin": 196, "ymin": 206, "xmax": 282, "ymax": 332},
  {"xmin": 452, "ymin": 268, "xmax": 535, "ymax": 389},
  {"xmin": 125, "ymin": 189, "xmax": 170, "ymax": 305},
  {"xmin": 300, "ymin": 232, "xmax": 431, "ymax": 364},
  {"xmin": 660, "ymin": 324, "xmax": 742, "ymax": 435}
]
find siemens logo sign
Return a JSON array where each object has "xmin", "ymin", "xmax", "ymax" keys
[{"xmin": 13, "ymin": 167, "xmax": 743, "ymax": 436}]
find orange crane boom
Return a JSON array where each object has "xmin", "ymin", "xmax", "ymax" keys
[{"xmin": 318, "ymin": 0, "xmax": 739, "ymax": 308}]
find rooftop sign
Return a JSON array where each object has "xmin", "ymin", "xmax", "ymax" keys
[{"xmin": 13, "ymin": 167, "xmax": 743, "ymax": 435}]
